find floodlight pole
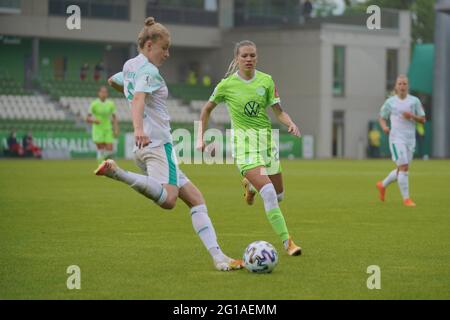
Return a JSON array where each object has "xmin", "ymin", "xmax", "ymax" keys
[{"xmin": 432, "ymin": 0, "xmax": 450, "ymax": 157}]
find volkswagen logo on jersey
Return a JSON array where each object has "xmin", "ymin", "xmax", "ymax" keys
[{"xmin": 244, "ymin": 101, "xmax": 260, "ymax": 117}]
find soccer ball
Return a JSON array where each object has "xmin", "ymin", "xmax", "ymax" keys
[{"xmin": 243, "ymin": 240, "xmax": 278, "ymax": 273}]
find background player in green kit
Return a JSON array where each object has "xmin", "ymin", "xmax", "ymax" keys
[
  {"xmin": 86, "ymin": 86, "xmax": 119, "ymax": 163},
  {"xmin": 198, "ymin": 40, "xmax": 302, "ymax": 256}
]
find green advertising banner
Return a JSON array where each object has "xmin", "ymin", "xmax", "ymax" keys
[
  {"xmin": 0, "ymin": 131, "xmax": 125, "ymax": 158},
  {"xmin": 278, "ymin": 134, "xmax": 303, "ymax": 158}
]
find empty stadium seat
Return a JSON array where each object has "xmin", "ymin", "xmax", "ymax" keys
[{"xmin": 60, "ymin": 96, "xmax": 201, "ymax": 127}]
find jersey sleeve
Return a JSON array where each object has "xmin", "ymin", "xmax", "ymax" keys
[
  {"xmin": 267, "ymin": 77, "xmax": 281, "ymax": 107},
  {"xmin": 110, "ymin": 72, "xmax": 124, "ymax": 86},
  {"xmin": 379, "ymin": 98, "xmax": 392, "ymax": 119},
  {"xmin": 209, "ymin": 79, "xmax": 225, "ymax": 104},
  {"xmin": 413, "ymin": 97, "xmax": 425, "ymax": 117},
  {"xmin": 135, "ymin": 65, "xmax": 163, "ymax": 94}
]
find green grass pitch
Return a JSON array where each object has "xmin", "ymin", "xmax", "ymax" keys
[{"xmin": 0, "ymin": 159, "xmax": 449, "ymax": 299}]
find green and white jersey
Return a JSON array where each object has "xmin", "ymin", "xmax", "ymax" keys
[
  {"xmin": 122, "ymin": 54, "xmax": 172, "ymax": 149},
  {"xmin": 209, "ymin": 70, "xmax": 280, "ymax": 153},
  {"xmin": 380, "ymin": 94, "xmax": 425, "ymax": 147},
  {"xmin": 89, "ymin": 98, "xmax": 116, "ymax": 131}
]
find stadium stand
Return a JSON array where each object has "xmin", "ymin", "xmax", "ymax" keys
[
  {"xmin": 191, "ymin": 100, "xmax": 231, "ymax": 125},
  {"xmin": 0, "ymin": 94, "xmax": 86, "ymax": 133},
  {"xmin": 60, "ymin": 96, "xmax": 201, "ymax": 132},
  {"xmin": 39, "ymin": 78, "xmax": 124, "ymax": 100},
  {"xmin": 167, "ymin": 83, "xmax": 213, "ymax": 103},
  {"xmin": 0, "ymin": 76, "xmax": 33, "ymax": 95},
  {"xmin": 0, "ymin": 95, "xmax": 66, "ymax": 121}
]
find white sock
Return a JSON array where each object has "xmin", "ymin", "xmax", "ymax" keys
[
  {"xmin": 109, "ymin": 167, "xmax": 167, "ymax": 204},
  {"xmin": 382, "ymin": 169, "xmax": 398, "ymax": 188},
  {"xmin": 97, "ymin": 149, "xmax": 105, "ymax": 161},
  {"xmin": 259, "ymin": 183, "xmax": 279, "ymax": 212},
  {"xmin": 397, "ymin": 171, "xmax": 410, "ymax": 199},
  {"xmin": 190, "ymin": 204, "xmax": 223, "ymax": 258},
  {"xmin": 112, "ymin": 168, "xmax": 144, "ymax": 185}
]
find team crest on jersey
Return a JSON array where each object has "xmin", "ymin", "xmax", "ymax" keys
[
  {"xmin": 256, "ymin": 87, "xmax": 266, "ymax": 96},
  {"xmin": 244, "ymin": 101, "xmax": 260, "ymax": 117}
]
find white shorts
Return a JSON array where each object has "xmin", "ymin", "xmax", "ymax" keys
[
  {"xmin": 389, "ymin": 142, "xmax": 414, "ymax": 166},
  {"xmin": 134, "ymin": 143, "xmax": 190, "ymax": 188}
]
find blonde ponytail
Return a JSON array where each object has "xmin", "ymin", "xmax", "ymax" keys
[{"xmin": 224, "ymin": 59, "xmax": 239, "ymax": 78}]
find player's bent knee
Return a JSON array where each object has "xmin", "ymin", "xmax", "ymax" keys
[
  {"xmin": 161, "ymin": 198, "xmax": 177, "ymax": 210},
  {"xmin": 160, "ymin": 192, "xmax": 178, "ymax": 210}
]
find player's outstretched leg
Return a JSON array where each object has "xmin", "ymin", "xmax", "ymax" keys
[
  {"xmin": 242, "ymin": 177, "xmax": 257, "ymax": 205},
  {"xmin": 179, "ymin": 182, "xmax": 243, "ymax": 271},
  {"xmin": 376, "ymin": 169, "xmax": 398, "ymax": 202},
  {"xmin": 94, "ymin": 159, "xmax": 167, "ymax": 205},
  {"xmin": 190, "ymin": 204, "xmax": 244, "ymax": 271},
  {"xmin": 194, "ymin": 206, "xmax": 243, "ymax": 271}
]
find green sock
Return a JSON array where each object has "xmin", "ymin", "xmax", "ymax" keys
[{"xmin": 266, "ymin": 208, "xmax": 289, "ymax": 242}]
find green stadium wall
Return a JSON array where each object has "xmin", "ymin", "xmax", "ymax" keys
[
  {"xmin": 0, "ymin": 36, "xmax": 106, "ymax": 82},
  {"xmin": 0, "ymin": 36, "xmax": 31, "ymax": 82}
]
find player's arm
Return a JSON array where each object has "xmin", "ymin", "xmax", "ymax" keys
[
  {"xmin": 197, "ymin": 101, "xmax": 218, "ymax": 151},
  {"xmin": 402, "ymin": 112, "xmax": 426, "ymax": 124},
  {"xmin": 379, "ymin": 100, "xmax": 391, "ymax": 134},
  {"xmin": 378, "ymin": 117, "xmax": 390, "ymax": 134},
  {"xmin": 86, "ymin": 111, "xmax": 100, "ymax": 124},
  {"xmin": 131, "ymin": 92, "xmax": 150, "ymax": 148},
  {"xmin": 112, "ymin": 113, "xmax": 119, "ymax": 137},
  {"xmin": 108, "ymin": 72, "xmax": 124, "ymax": 93},
  {"xmin": 403, "ymin": 98, "xmax": 426, "ymax": 124},
  {"xmin": 271, "ymin": 103, "xmax": 301, "ymax": 137}
]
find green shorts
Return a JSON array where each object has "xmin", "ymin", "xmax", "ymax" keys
[
  {"xmin": 236, "ymin": 144, "xmax": 282, "ymax": 177},
  {"xmin": 92, "ymin": 127, "xmax": 114, "ymax": 144}
]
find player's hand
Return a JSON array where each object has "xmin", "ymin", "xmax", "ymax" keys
[
  {"xmin": 134, "ymin": 129, "xmax": 150, "ymax": 149},
  {"xmin": 94, "ymin": 119, "xmax": 101, "ymax": 124},
  {"xmin": 403, "ymin": 112, "xmax": 414, "ymax": 120},
  {"xmin": 382, "ymin": 126, "xmax": 390, "ymax": 134},
  {"xmin": 114, "ymin": 128, "xmax": 120, "ymax": 138},
  {"xmin": 288, "ymin": 123, "xmax": 301, "ymax": 137}
]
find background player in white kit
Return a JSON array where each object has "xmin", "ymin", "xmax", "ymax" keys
[
  {"xmin": 96, "ymin": 17, "xmax": 243, "ymax": 271},
  {"xmin": 376, "ymin": 75, "xmax": 426, "ymax": 207}
]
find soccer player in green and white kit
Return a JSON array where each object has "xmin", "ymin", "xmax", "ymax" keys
[
  {"xmin": 86, "ymin": 86, "xmax": 119, "ymax": 163},
  {"xmin": 198, "ymin": 40, "xmax": 302, "ymax": 256},
  {"xmin": 95, "ymin": 17, "xmax": 243, "ymax": 271},
  {"xmin": 376, "ymin": 75, "xmax": 426, "ymax": 207}
]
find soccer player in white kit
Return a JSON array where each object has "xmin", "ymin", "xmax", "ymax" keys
[
  {"xmin": 95, "ymin": 17, "xmax": 243, "ymax": 271},
  {"xmin": 376, "ymin": 75, "xmax": 426, "ymax": 207}
]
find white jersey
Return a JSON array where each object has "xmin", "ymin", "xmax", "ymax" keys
[
  {"xmin": 122, "ymin": 54, "xmax": 172, "ymax": 149},
  {"xmin": 380, "ymin": 94, "xmax": 425, "ymax": 147}
]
